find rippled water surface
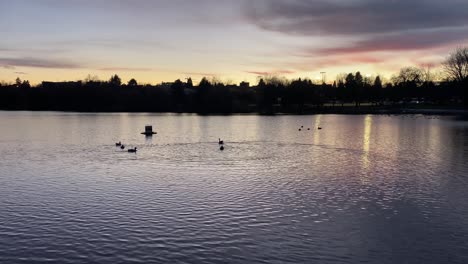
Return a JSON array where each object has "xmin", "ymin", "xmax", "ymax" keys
[{"xmin": 0, "ymin": 111, "xmax": 467, "ymax": 263}]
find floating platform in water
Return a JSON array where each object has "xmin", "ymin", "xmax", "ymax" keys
[{"xmin": 141, "ymin": 125, "xmax": 157, "ymax": 136}]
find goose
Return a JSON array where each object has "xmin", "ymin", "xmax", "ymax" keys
[
  {"xmin": 121, "ymin": 145, "xmax": 125, "ymax": 150},
  {"xmin": 115, "ymin": 141, "xmax": 122, "ymax": 146},
  {"xmin": 128, "ymin": 147, "xmax": 137, "ymax": 153},
  {"xmin": 220, "ymin": 145, "xmax": 224, "ymax": 151},
  {"xmin": 218, "ymin": 138, "xmax": 224, "ymax": 145}
]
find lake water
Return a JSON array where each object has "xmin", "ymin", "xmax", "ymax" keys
[{"xmin": 0, "ymin": 111, "xmax": 467, "ymax": 264}]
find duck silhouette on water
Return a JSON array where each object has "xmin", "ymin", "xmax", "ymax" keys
[
  {"xmin": 128, "ymin": 147, "xmax": 137, "ymax": 153},
  {"xmin": 121, "ymin": 145, "xmax": 125, "ymax": 150},
  {"xmin": 116, "ymin": 141, "xmax": 122, "ymax": 146},
  {"xmin": 218, "ymin": 138, "xmax": 224, "ymax": 145}
]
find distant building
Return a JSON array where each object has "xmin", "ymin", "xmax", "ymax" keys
[
  {"xmin": 240, "ymin": 81, "xmax": 250, "ymax": 88},
  {"xmin": 41, "ymin": 81, "xmax": 82, "ymax": 90},
  {"xmin": 159, "ymin": 82, "xmax": 174, "ymax": 89}
]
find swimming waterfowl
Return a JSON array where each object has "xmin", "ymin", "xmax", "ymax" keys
[
  {"xmin": 128, "ymin": 147, "xmax": 137, "ymax": 153},
  {"xmin": 220, "ymin": 145, "xmax": 224, "ymax": 151},
  {"xmin": 121, "ymin": 145, "xmax": 125, "ymax": 149},
  {"xmin": 218, "ymin": 138, "xmax": 224, "ymax": 145},
  {"xmin": 115, "ymin": 141, "xmax": 122, "ymax": 146}
]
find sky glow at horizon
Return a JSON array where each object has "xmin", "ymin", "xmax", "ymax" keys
[{"xmin": 1, "ymin": 0, "xmax": 468, "ymax": 85}]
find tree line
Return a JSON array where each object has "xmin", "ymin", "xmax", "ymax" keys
[{"xmin": 0, "ymin": 47, "xmax": 466, "ymax": 114}]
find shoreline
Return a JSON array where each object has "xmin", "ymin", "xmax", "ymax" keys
[{"xmin": 1, "ymin": 107, "xmax": 467, "ymax": 116}]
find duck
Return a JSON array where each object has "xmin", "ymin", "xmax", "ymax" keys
[
  {"xmin": 307, "ymin": 128, "xmax": 311, "ymax": 130},
  {"xmin": 121, "ymin": 145, "xmax": 125, "ymax": 150},
  {"xmin": 220, "ymin": 145, "xmax": 225, "ymax": 151},
  {"xmin": 298, "ymin": 128, "xmax": 302, "ymax": 131},
  {"xmin": 115, "ymin": 141, "xmax": 122, "ymax": 146},
  {"xmin": 318, "ymin": 127, "xmax": 322, "ymax": 130},
  {"xmin": 128, "ymin": 147, "xmax": 137, "ymax": 153},
  {"xmin": 218, "ymin": 138, "xmax": 224, "ymax": 145}
]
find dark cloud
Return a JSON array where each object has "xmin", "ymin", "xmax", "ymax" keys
[
  {"xmin": 245, "ymin": 0, "xmax": 468, "ymax": 57},
  {"xmin": 245, "ymin": 0, "xmax": 468, "ymax": 55},
  {"xmin": 246, "ymin": 0, "xmax": 468, "ymax": 35},
  {"xmin": 0, "ymin": 57, "xmax": 80, "ymax": 69},
  {"xmin": 316, "ymin": 27, "xmax": 468, "ymax": 55}
]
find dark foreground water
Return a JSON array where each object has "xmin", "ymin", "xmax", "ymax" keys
[{"xmin": 0, "ymin": 112, "xmax": 467, "ymax": 264}]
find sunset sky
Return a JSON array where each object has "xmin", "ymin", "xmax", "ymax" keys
[{"xmin": 1, "ymin": 0, "xmax": 468, "ymax": 85}]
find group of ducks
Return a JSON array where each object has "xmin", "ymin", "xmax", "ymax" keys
[
  {"xmin": 115, "ymin": 139, "xmax": 225, "ymax": 153},
  {"xmin": 115, "ymin": 125, "xmax": 322, "ymax": 153},
  {"xmin": 219, "ymin": 138, "xmax": 225, "ymax": 151},
  {"xmin": 115, "ymin": 142, "xmax": 138, "ymax": 153},
  {"xmin": 115, "ymin": 124, "xmax": 321, "ymax": 153},
  {"xmin": 115, "ymin": 124, "xmax": 322, "ymax": 153},
  {"xmin": 298, "ymin": 125, "xmax": 322, "ymax": 131}
]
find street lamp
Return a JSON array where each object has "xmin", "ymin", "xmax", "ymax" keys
[{"xmin": 320, "ymin": 72, "xmax": 326, "ymax": 84}]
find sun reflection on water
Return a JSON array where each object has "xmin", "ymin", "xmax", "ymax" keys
[
  {"xmin": 362, "ymin": 115, "xmax": 372, "ymax": 170},
  {"xmin": 313, "ymin": 115, "xmax": 322, "ymax": 145}
]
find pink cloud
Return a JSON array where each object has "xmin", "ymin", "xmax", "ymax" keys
[
  {"xmin": 182, "ymin": 72, "xmax": 217, "ymax": 77},
  {"xmin": 245, "ymin": 70, "xmax": 295, "ymax": 75}
]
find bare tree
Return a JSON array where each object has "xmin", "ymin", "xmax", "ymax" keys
[
  {"xmin": 443, "ymin": 47, "xmax": 468, "ymax": 82},
  {"xmin": 336, "ymin": 73, "xmax": 348, "ymax": 85},
  {"xmin": 420, "ymin": 64, "xmax": 434, "ymax": 83},
  {"xmin": 392, "ymin": 67, "xmax": 423, "ymax": 86},
  {"xmin": 261, "ymin": 75, "xmax": 289, "ymax": 86},
  {"xmin": 84, "ymin": 74, "xmax": 100, "ymax": 83}
]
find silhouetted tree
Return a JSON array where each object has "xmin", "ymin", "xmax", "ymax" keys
[
  {"xmin": 195, "ymin": 77, "xmax": 212, "ymax": 113},
  {"xmin": 171, "ymin": 79, "xmax": 185, "ymax": 108},
  {"xmin": 345, "ymin": 73, "xmax": 356, "ymax": 105},
  {"xmin": 186, "ymin": 77, "xmax": 193, "ymax": 88},
  {"xmin": 258, "ymin": 77, "xmax": 284, "ymax": 114},
  {"xmin": 337, "ymin": 82, "xmax": 345, "ymax": 106},
  {"xmin": 20, "ymin": 80, "xmax": 31, "ymax": 89},
  {"xmin": 443, "ymin": 46, "xmax": 468, "ymax": 82},
  {"xmin": 354, "ymin": 72, "xmax": 364, "ymax": 106},
  {"xmin": 128, "ymin": 78, "xmax": 138, "ymax": 86},
  {"xmin": 258, "ymin": 78, "xmax": 266, "ymax": 87},
  {"xmin": 355, "ymin": 72, "xmax": 363, "ymax": 87},
  {"xmin": 109, "ymin": 74, "xmax": 122, "ymax": 86},
  {"xmin": 372, "ymin": 76, "xmax": 383, "ymax": 103},
  {"xmin": 1, "ymin": 50, "xmax": 466, "ymax": 113},
  {"xmin": 374, "ymin": 76, "xmax": 382, "ymax": 90},
  {"xmin": 84, "ymin": 74, "xmax": 100, "ymax": 83},
  {"xmin": 393, "ymin": 67, "xmax": 423, "ymax": 86}
]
